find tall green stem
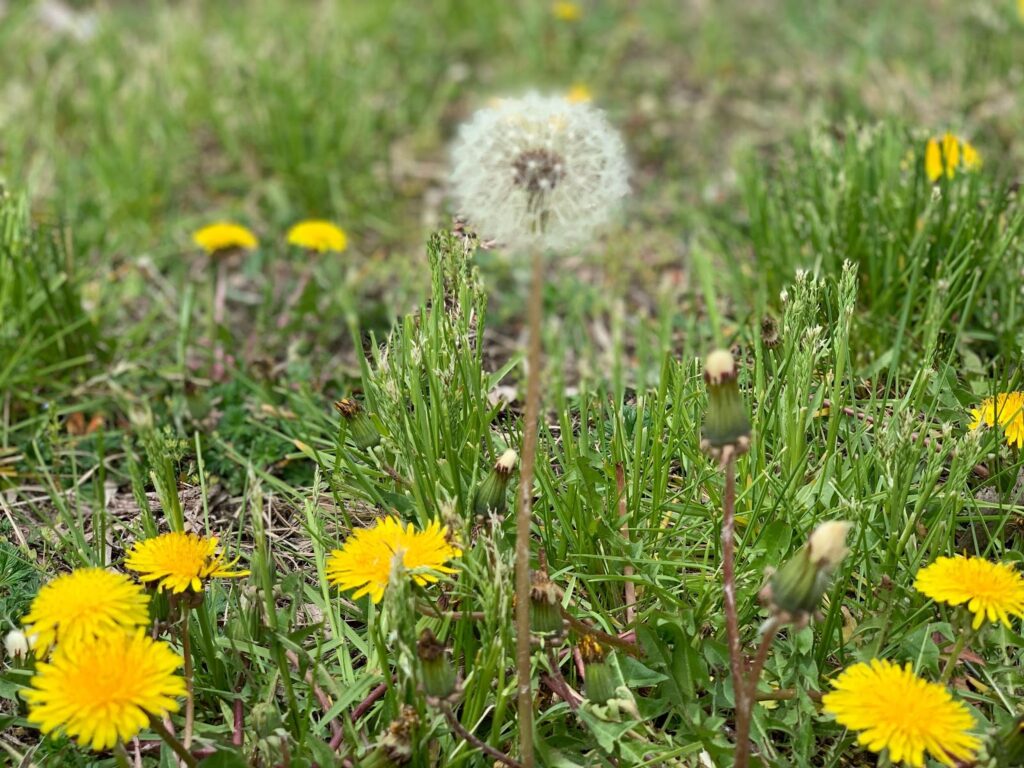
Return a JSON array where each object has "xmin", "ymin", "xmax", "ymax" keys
[
  {"xmin": 148, "ymin": 714, "xmax": 198, "ymax": 768},
  {"xmin": 515, "ymin": 246, "xmax": 544, "ymax": 768},
  {"xmin": 939, "ymin": 626, "xmax": 971, "ymax": 685}
]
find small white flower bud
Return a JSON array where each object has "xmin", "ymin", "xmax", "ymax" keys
[
  {"xmin": 808, "ymin": 521, "xmax": 852, "ymax": 570},
  {"xmin": 4, "ymin": 629, "xmax": 30, "ymax": 661}
]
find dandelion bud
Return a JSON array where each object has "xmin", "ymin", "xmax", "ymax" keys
[
  {"xmin": 335, "ymin": 398, "xmax": 380, "ymax": 450},
  {"xmin": 472, "ymin": 449, "xmax": 517, "ymax": 516},
  {"xmin": 417, "ymin": 629, "xmax": 457, "ymax": 701},
  {"xmin": 761, "ymin": 521, "xmax": 852, "ymax": 623},
  {"xmin": 359, "ymin": 706, "xmax": 418, "ymax": 768},
  {"xmin": 579, "ymin": 635, "xmax": 617, "ymax": 705},
  {"xmin": 701, "ymin": 349, "xmax": 751, "ymax": 460},
  {"xmin": 529, "ymin": 570, "xmax": 565, "ymax": 635},
  {"xmin": 4, "ymin": 629, "xmax": 30, "ymax": 661}
]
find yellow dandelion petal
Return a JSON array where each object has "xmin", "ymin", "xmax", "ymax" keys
[
  {"xmin": 125, "ymin": 532, "xmax": 249, "ymax": 594},
  {"xmin": 566, "ymin": 84, "xmax": 593, "ymax": 104},
  {"xmin": 286, "ymin": 220, "xmax": 348, "ymax": 253},
  {"xmin": 968, "ymin": 391, "xmax": 1024, "ymax": 449},
  {"xmin": 823, "ymin": 659, "xmax": 980, "ymax": 767},
  {"xmin": 552, "ymin": 1, "xmax": 582, "ymax": 21},
  {"xmin": 21, "ymin": 568, "xmax": 150, "ymax": 654},
  {"xmin": 192, "ymin": 222, "xmax": 258, "ymax": 255},
  {"xmin": 325, "ymin": 516, "xmax": 461, "ymax": 604},
  {"xmin": 940, "ymin": 133, "xmax": 960, "ymax": 178},
  {"xmin": 915, "ymin": 556, "xmax": 1024, "ymax": 630},
  {"xmin": 960, "ymin": 140, "xmax": 982, "ymax": 172},
  {"xmin": 23, "ymin": 629, "xmax": 185, "ymax": 751},
  {"xmin": 925, "ymin": 138, "xmax": 943, "ymax": 183}
]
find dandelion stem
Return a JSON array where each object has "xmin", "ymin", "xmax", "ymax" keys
[
  {"xmin": 113, "ymin": 742, "xmax": 132, "ymax": 768},
  {"xmin": 721, "ymin": 452, "xmax": 748, "ymax": 768},
  {"xmin": 212, "ymin": 256, "xmax": 228, "ymax": 381},
  {"xmin": 939, "ymin": 626, "xmax": 972, "ymax": 685},
  {"xmin": 514, "ymin": 245, "xmax": 544, "ymax": 768},
  {"xmin": 441, "ymin": 702, "xmax": 524, "ymax": 768},
  {"xmin": 148, "ymin": 714, "xmax": 198, "ymax": 768},
  {"xmin": 181, "ymin": 609, "xmax": 195, "ymax": 751}
]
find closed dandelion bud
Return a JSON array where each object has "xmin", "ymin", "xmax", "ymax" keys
[
  {"xmin": 4, "ymin": 629, "xmax": 30, "ymax": 661},
  {"xmin": 417, "ymin": 629, "xmax": 457, "ymax": 701},
  {"xmin": 530, "ymin": 570, "xmax": 565, "ymax": 635},
  {"xmin": 472, "ymin": 449, "xmax": 517, "ymax": 516},
  {"xmin": 762, "ymin": 521, "xmax": 852, "ymax": 622},
  {"xmin": 335, "ymin": 398, "xmax": 380, "ymax": 450},
  {"xmin": 579, "ymin": 635, "xmax": 616, "ymax": 705},
  {"xmin": 701, "ymin": 350, "xmax": 751, "ymax": 458}
]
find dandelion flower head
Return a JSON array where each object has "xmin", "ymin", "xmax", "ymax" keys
[
  {"xmin": 915, "ymin": 555, "xmax": 1024, "ymax": 629},
  {"xmin": 21, "ymin": 568, "xmax": 150, "ymax": 653},
  {"xmin": 969, "ymin": 391, "xmax": 1024, "ymax": 449},
  {"xmin": 925, "ymin": 133, "xmax": 982, "ymax": 182},
  {"xmin": 125, "ymin": 531, "xmax": 250, "ymax": 593},
  {"xmin": 326, "ymin": 517, "xmax": 461, "ymax": 603},
  {"xmin": 287, "ymin": 220, "xmax": 348, "ymax": 253},
  {"xmin": 552, "ymin": 1, "xmax": 582, "ymax": 21},
  {"xmin": 192, "ymin": 222, "xmax": 258, "ymax": 254},
  {"xmin": 566, "ymin": 84, "xmax": 593, "ymax": 104},
  {"xmin": 450, "ymin": 92, "xmax": 629, "ymax": 252},
  {"xmin": 823, "ymin": 659, "xmax": 980, "ymax": 767},
  {"xmin": 23, "ymin": 629, "xmax": 185, "ymax": 751}
]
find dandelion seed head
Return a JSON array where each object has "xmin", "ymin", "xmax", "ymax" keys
[{"xmin": 450, "ymin": 92, "xmax": 629, "ymax": 252}]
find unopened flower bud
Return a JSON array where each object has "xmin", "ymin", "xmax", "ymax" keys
[
  {"xmin": 701, "ymin": 350, "xmax": 751, "ymax": 460},
  {"xmin": 335, "ymin": 398, "xmax": 380, "ymax": 450},
  {"xmin": 359, "ymin": 706, "xmax": 418, "ymax": 768},
  {"xmin": 530, "ymin": 570, "xmax": 565, "ymax": 635},
  {"xmin": 4, "ymin": 629, "xmax": 30, "ymax": 661},
  {"xmin": 472, "ymin": 449, "xmax": 517, "ymax": 516},
  {"xmin": 761, "ymin": 521, "xmax": 852, "ymax": 623},
  {"xmin": 417, "ymin": 629, "xmax": 457, "ymax": 701},
  {"xmin": 579, "ymin": 635, "xmax": 617, "ymax": 705}
]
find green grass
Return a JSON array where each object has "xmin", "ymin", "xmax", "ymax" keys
[{"xmin": 1, "ymin": 1, "xmax": 1023, "ymax": 766}]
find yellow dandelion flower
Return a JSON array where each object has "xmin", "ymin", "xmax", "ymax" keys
[
  {"xmin": 823, "ymin": 659, "xmax": 980, "ymax": 767},
  {"xmin": 23, "ymin": 629, "xmax": 185, "ymax": 751},
  {"xmin": 924, "ymin": 133, "xmax": 981, "ymax": 182},
  {"xmin": 325, "ymin": 517, "xmax": 461, "ymax": 604},
  {"xmin": 125, "ymin": 531, "xmax": 250, "ymax": 594},
  {"xmin": 566, "ymin": 84, "xmax": 593, "ymax": 104},
  {"xmin": 286, "ymin": 220, "xmax": 348, "ymax": 253},
  {"xmin": 968, "ymin": 391, "xmax": 1024, "ymax": 449},
  {"xmin": 192, "ymin": 222, "xmax": 258, "ymax": 255},
  {"xmin": 552, "ymin": 1, "xmax": 582, "ymax": 21},
  {"xmin": 21, "ymin": 568, "xmax": 150, "ymax": 654},
  {"xmin": 915, "ymin": 556, "xmax": 1024, "ymax": 629}
]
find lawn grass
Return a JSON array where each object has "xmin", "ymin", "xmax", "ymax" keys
[{"xmin": 1, "ymin": 1, "xmax": 1023, "ymax": 766}]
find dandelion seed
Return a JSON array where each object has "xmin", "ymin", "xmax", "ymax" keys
[
  {"xmin": 21, "ymin": 568, "xmax": 150, "ymax": 653},
  {"xmin": 23, "ymin": 630, "xmax": 185, "ymax": 751},
  {"xmin": 325, "ymin": 517, "xmax": 461, "ymax": 604},
  {"xmin": 192, "ymin": 222, "xmax": 258, "ymax": 255},
  {"xmin": 968, "ymin": 391, "xmax": 1024, "ymax": 449},
  {"xmin": 915, "ymin": 556, "xmax": 1024, "ymax": 629},
  {"xmin": 822, "ymin": 659, "xmax": 980, "ymax": 767},
  {"xmin": 287, "ymin": 220, "xmax": 348, "ymax": 253},
  {"xmin": 125, "ymin": 532, "xmax": 249, "ymax": 594},
  {"xmin": 450, "ymin": 92, "xmax": 629, "ymax": 252}
]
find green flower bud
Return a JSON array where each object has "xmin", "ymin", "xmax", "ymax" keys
[
  {"xmin": 472, "ymin": 449, "xmax": 517, "ymax": 516},
  {"xmin": 530, "ymin": 570, "xmax": 565, "ymax": 635},
  {"xmin": 358, "ymin": 706, "xmax": 418, "ymax": 768},
  {"xmin": 701, "ymin": 349, "xmax": 751, "ymax": 457},
  {"xmin": 761, "ymin": 521, "xmax": 852, "ymax": 623},
  {"xmin": 417, "ymin": 628, "xmax": 457, "ymax": 701},
  {"xmin": 579, "ymin": 636, "xmax": 617, "ymax": 705},
  {"xmin": 335, "ymin": 398, "xmax": 380, "ymax": 450}
]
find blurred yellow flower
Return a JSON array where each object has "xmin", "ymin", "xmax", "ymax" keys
[
  {"xmin": 566, "ymin": 84, "xmax": 593, "ymax": 103},
  {"xmin": 915, "ymin": 555, "xmax": 1024, "ymax": 629},
  {"xmin": 23, "ymin": 630, "xmax": 185, "ymax": 751},
  {"xmin": 969, "ymin": 391, "xmax": 1024, "ymax": 449},
  {"xmin": 326, "ymin": 517, "xmax": 461, "ymax": 603},
  {"xmin": 192, "ymin": 222, "xmax": 258, "ymax": 254},
  {"xmin": 925, "ymin": 133, "xmax": 981, "ymax": 182},
  {"xmin": 287, "ymin": 220, "xmax": 348, "ymax": 253},
  {"xmin": 823, "ymin": 659, "xmax": 980, "ymax": 767},
  {"xmin": 126, "ymin": 532, "xmax": 249, "ymax": 593},
  {"xmin": 552, "ymin": 1, "xmax": 582, "ymax": 21},
  {"xmin": 21, "ymin": 568, "xmax": 150, "ymax": 653}
]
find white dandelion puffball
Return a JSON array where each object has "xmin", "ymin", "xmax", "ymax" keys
[{"xmin": 450, "ymin": 92, "xmax": 630, "ymax": 252}]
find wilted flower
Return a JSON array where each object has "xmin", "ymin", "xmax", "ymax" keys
[
  {"xmin": 417, "ymin": 629, "xmax": 457, "ymax": 701},
  {"xmin": 450, "ymin": 92, "xmax": 629, "ymax": 252},
  {"xmin": 287, "ymin": 220, "xmax": 348, "ymax": 253},
  {"xmin": 472, "ymin": 449, "xmax": 518, "ymax": 516},
  {"xmin": 925, "ymin": 133, "xmax": 982, "ymax": 182},
  {"xmin": 701, "ymin": 349, "xmax": 751, "ymax": 461},
  {"xmin": 529, "ymin": 568, "xmax": 565, "ymax": 635},
  {"xmin": 761, "ymin": 521, "xmax": 851, "ymax": 624},
  {"xmin": 192, "ymin": 222, "xmax": 258, "ymax": 255},
  {"xmin": 335, "ymin": 398, "xmax": 381, "ymax": 450}
]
